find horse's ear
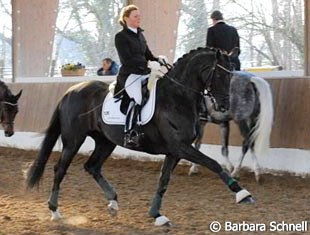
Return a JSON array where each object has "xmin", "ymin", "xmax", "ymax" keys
[
  {"xmin": 15, "ymin": 90, "xmax": 22, "ymax": 100},
  {"xmin": 229, "ymin": 47, "xmax": 240, "ymax": 58}
]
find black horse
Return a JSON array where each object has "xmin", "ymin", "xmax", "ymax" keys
[
  {"xmin": 26, "ymin": 47, "xmax": 254, "ymax": 226},
  {"xmin": 189, "ymin": 72, "xmax": 274, "ymax": 182},
  {"xmin": 0, "ymin": 80, "xmax": 22, "ymax": 137}
]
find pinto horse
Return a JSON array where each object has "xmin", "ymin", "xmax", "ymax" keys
[
  {"xmin": 26, "ymin": 47, "xmax": 254, "ymax": 226},
  {"xmin": 0, "ymin": 80, "xmax": 22, "ymax": 137},
  {"xmin": 189, "ymin": 71, "xmax": 274, "ymax": 182}
]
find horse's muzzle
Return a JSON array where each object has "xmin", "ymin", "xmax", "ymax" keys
[
  {"xmin": 4, "ymin": 130, "xmax": 14, "ymax": 137},
  {"xmin": 2, "ymin": 123, "xmax": 14, "ymax": 137}
]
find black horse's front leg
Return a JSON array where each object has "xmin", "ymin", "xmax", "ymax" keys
[
  {"xmin": 149, "ymin": 155, "xmax": 180, "ymax": 226},
  {"xmin": 179, "ymin": 143, "xmax": 254, "ymax": 203}
]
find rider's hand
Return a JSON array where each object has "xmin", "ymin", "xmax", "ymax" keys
[{"xmin": 148, "ymin": 61, "xmax": 161, "ymax": 71}]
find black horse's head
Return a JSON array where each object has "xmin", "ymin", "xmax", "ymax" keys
[
  {"xmin": 169, "ymin": 47, "xmax": 232, "ymax": 109},
  {"xmin": 0, "ymin": 89, "xmax": 22, "ymax": 137},
  {"xmin": 205, "ymin": 48, "xmax": 233, "ymax": 110}
]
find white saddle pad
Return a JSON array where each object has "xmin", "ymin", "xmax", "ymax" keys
[{"xmin": 102, "ymin": 80, "xmax": 158, "ymax": 125}]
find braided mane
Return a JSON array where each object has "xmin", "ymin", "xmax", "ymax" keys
[{"xmin": 166, "ymin": 47, "xmax": 216, "ymax": 78}]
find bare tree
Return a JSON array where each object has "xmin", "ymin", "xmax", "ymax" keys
[
  {"xmin": 54, "ymin": 0, "xmax": 125, "ymax": 70},
  {"xmin": 0, "ymin": 0, "xmax": 12, "ymax": 77},
  {"xmin": 176, "ymin": 0, "xmax": 304, "ymax": 70},
  {"xmin": 175, "ymin": 0, "xmax": 209, "ymax": 58}
]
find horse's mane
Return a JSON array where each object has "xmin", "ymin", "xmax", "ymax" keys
[{"xmin": 165, "ymin": 47, "xmax": 216, "ymax": 78}]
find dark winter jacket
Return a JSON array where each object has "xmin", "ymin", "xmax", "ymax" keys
[
  {"xmin": 97, "ymin": 61, "xmax": 119, "ymax": 76},
  {"xmin": 207, "ymin": 22, "xmax": 241, "ymax": 70}
]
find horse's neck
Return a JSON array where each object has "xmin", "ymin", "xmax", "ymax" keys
[
  {"xmin": 170, "ymin": 68, "xmax": 203, "ymax": 99},
  {"xmin": 158, "ymin": 76, "xmax": 202, "ymax": 116}
]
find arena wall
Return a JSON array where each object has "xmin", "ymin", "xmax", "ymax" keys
[
  {"xmin": 1, "ymin": 76, "xmax": 309, "ymax": 175},
  {"xmin": 4, "ymin": 77, "xmax": 310, "ymax": 149}
]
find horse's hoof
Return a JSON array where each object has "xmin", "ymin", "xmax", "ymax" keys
[
  {"xmin": 236, "ymin": 189, "xmax": 254, "ymax": 204},
  {"xmin": 255, "ymin": 172, "xmax": 262, "ymax": 184},
  {"xmin": 51, "ymin": 209, "xmax": 62, "ymax": 221},
  {"xmin": 108, "ymin": 200, "xmax": 119, "ymax": 216},
  {"xmin": 188, "ymin": 166, "xmax": 199, "ymax": 176},
  {"xmin": 240, "ymin": 196, "xmax": 255, "ymax": 204},
  {"xmin": 154, "ymin": 215, "xmax": 171, "ymax": 226}
]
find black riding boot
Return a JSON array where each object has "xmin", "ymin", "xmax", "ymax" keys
[{"xmin": 124, "ymin": 101, "xmax": 143, "ymax": 148}]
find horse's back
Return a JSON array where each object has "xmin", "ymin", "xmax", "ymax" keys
[
  {"xmin": 230, "ymin": 73, "xmax": 257, "ymax": 121},
  {"xmin": 65, "ymin": 80, "xmax": 109, "ymax": 97},
  {"xmin": 60, "ymin": 80, "xmax": 109, "ymax": 117}
]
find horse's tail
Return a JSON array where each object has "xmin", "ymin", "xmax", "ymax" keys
[
  {"xmin": 26, "ymin": 105, "xmax": 61, "ymax": 189},
  {"xmin": 249, "ymin": 76, "xmax": 274, "ymax": 156}
]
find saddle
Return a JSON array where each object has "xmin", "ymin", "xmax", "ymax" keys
[{"xmin": 102, "ymin": 74, "xmax": 159, "ymax": 126}]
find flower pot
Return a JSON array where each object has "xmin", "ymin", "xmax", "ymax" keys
[{"xmin": 61, "ymin": 68, "xmax": 86, "ymax": 77}]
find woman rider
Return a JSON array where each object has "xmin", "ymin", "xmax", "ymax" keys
[{"xmin": 115, "ymin": 4, "xmax": 167, "ymax": 148}]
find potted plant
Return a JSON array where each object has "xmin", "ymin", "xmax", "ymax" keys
[{"xmin": 61, "ymin": 62, "xmax": 86, "ymax": 76}]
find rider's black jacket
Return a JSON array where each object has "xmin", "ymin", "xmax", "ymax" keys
[{"xmin": 114, "ymin": 27, "xmax": 158, "ymax": 92}]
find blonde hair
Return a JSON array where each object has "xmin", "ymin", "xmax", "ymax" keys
[{"xmin": 119, "ymin": 4, "xmax": 139, "ymax": 27}]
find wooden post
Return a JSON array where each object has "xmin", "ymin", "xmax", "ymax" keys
[
  {"xmin": 128, "ymin": 0, "xmax": 181, "ymax": 62},
  {"xmin": 11, "ymin": 0, "xmax": 59, "ymax": 78},
  {"xmin": 305, "ymin": 0, "xmax": 310, "ymax": 75}
]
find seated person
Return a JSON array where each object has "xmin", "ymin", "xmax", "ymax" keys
[{"xmin": 97, "ymin": 58, "xmax": 119, "ymax": 76}]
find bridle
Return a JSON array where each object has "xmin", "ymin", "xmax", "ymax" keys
[
  {"xmin": 160, "ymin": 52, "xmax": 232, "ymax": 113},
  {"xmin": 2, "ymin": 101, "xmax": 18, "ymax": 106},
  {"xmin": 162, "ymin": 57, "xmax": 232, "ymax": 97}
]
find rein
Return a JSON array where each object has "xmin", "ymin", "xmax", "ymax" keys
[
  {"xmin": 79, "ymin": 53, "xmax": 232, "ymax": 117},
  {"xmin": 78, "ymin": 75, "xmax": 144, "ymax": 117}
]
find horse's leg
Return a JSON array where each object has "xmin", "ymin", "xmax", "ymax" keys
[
  {"xmin": 189, "ymin": 121, "xmax": 207, "ymax": 175},
  {"xmin": 84, "ymin": 133, "xmax": 118, "ymax": 215},
  {"xmin": 178, "ymin": 143, "xmax": 254, "ymax": 204},
  {"xmin": 231, "ymin": 120, "xmax": 250, "ymax": 178},
  {"xmin": 250, "ymin": 147, "xmax": 261, "ymax": 183},
  {"xmin": 149, "ymin": 155, "xmax": 180, "ymax": 226},
  {"xmin": 48, "ymin": 137, "xmax": 85, "ymax": 220},
  {"xmin": 219, "ymin": 121, "xmax": 233, "ymax": 172},
  {"xmin": 249, "ymin": 119, "xmax": 261, "ymax": 182}
]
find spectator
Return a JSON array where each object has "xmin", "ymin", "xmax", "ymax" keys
[
  {"xmin": 97, "ymin": 58, "xmax": 119, "ymax": 76},
  {"xmin": 206, "ymin": 10, "xmax": 241, "ymax": 70}
]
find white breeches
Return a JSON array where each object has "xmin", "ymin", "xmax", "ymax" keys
[{"xmin": 125, "ymin": 74, "xmax": 149, "ymax": 105}]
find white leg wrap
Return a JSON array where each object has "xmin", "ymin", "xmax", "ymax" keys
[
  {"xmin": 154, "ymin": 215, "xmax": 170, "ymax": 226},
  {"xmin": 51, "ymin": 209, "xmax": 62, "ymax": 220},
  {"xmin": 236, "ymin": 189, "xmax": 251, "ymax": 203},
  {"xmin": 108, "ymin": 200, "xmax": 119, "ymax": 216}
]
